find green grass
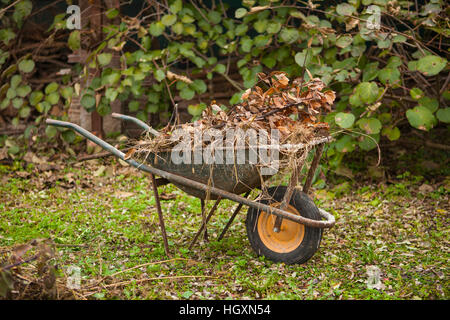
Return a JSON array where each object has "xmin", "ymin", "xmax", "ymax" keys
[{"xmin": 0, "ymin": 158, "xmax": 448, "ymax": 300}]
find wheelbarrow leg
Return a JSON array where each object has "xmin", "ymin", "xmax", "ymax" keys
[
  {"xmin": 150, "ymin": 174, "xmax": 170, "ymax": 257},
  {"xmin": 218, "ymin": 191, "xmax": 250, "ymax": 241},
  {"xmin": 201, "ymin": 199, "xmax": 208, "ymax": 242},
  {"xmin": 189, "ymin": 197, "xmax": 222, "ymax": 249},
  {"xmin": 272, "ymin": 169, "xmax": 299, "ymax": 233},
  {"xmin": 273, "ymin": 147, "xmax": 310, "ymax": 233}
]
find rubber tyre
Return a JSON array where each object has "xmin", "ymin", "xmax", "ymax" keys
[{"xmin": 245, "ymin": 186, "xmax": 322, "ymax": 264}]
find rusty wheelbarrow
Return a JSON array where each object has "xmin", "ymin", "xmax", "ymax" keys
[{"xmin": 46, "ymin": 114, "xmax": 335, "ymax": 264}]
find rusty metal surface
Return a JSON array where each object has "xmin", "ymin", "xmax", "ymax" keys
[{"xmin": 144, "ymin": 151, "xmax": 268, "ymax": 199}]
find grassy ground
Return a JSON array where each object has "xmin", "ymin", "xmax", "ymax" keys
[{"xmin": 0, "ymin": 148, "xmax": 448, "ymax": 300}]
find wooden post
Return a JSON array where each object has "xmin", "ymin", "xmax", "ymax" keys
[{"xmin": 85, "ymin": 0, "xmax": 103, "ymax": 138}]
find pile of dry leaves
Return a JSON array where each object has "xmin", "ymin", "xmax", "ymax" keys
[{"xmin": 130, "ymin": 71, "xmax": 335, "ymax": 166}]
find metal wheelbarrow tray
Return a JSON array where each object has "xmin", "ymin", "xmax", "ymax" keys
[{"xmin": 46, "ymin": 114, "xmax": 335, "ymax": 264}]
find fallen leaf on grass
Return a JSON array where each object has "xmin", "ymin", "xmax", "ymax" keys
[
  {"xmin": 159, "ymin": 192, "xmax": 177, "ymax": 200},
  {"xmin": 93, "ymin": 165, "xmax": 106, "ymax": 177},
  {"xmin": 15, "ymin": 171, "xmax": 31, "ymax": 178},
  {"xmin": 418, "ymin": 183, "xmax": 433, "ymax": 193},
  {"xmin": 115, "ymin": 191, "xmax": 135, "ymax": 198}
]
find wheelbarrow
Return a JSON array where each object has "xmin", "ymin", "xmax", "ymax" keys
[{"xmin": 46, "ymin": 114, "xmax": 335, "ymax": 264}]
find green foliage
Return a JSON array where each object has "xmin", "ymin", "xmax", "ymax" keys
[{"xmin": 0, "ymin": 0, "xmax": 449, "ymax": 167}]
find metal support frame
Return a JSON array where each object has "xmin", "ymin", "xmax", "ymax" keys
[
  {"xmin": 217, "ymin": 191, "xmax": 250, "ymax": 241},
  {"xmin": 150, "ymin": 174, "xmax": 170, "ymax": 257},
  {"xmin": 189, "ymin": 197, "xmax": 222, "ymax": 249}
]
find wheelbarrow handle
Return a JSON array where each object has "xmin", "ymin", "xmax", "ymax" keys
[
  {"xmin": 46, "ymin": 119, "xmax": 127, "ymax": 159},
  {"xmin": 111, "ymin": 113, "xmax": 160, "ymax": 137}
]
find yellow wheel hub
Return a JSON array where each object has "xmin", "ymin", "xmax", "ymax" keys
[{"xmin": 257, "ymin": 202, "xmax": 305, "ymax": 253}]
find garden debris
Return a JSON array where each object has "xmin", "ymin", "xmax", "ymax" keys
[
  {"xmin": 130, "ymin": 71, "xmax": 335, "ymax": 162},
  {"xmin": 0, "ymin": 239, "xmax": 58, "ymax": 299}
]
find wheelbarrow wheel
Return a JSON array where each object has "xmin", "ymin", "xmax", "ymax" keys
[{"xmin": 245, "ymin": 186, "xmax": 322, "ymax": 264}]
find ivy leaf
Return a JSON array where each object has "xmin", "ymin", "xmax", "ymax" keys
[
  {"xmin": 436, "ymin": 108, "xmax": 450, "ymax": 123},
  {"xmin": 266, "ymin": 21, "xmax": 281, "ymax": 34},
  {"xmin": 13, "ymin": 0, "xmax": 32, "ymax": 26},
  {"xmin": 357, "ymin": 118, "xmax": 382, "ymax": 134},
  {"xmin": 294, "ymin": 50, "xmax": 312, "ymax": 67},
  {"xmin": 154, "ymin": 69, "xmax": 166, "ymax": 82},
  {"xmin": 29, "ymin": 91, "xmax": 43, "ymax": 106},
  {"xmin": 105, "ymin": 8, "xmax": 119, "ymax": 19},
  {"xmin": 18, "ymin": 59, "xmax": 35, "ymax": 73},
  {"xmin": 128, "ymin": 100, "xmax": 140, "ymax": 112},
  {"xmin": 279, "ymin": 28, "xmax": 299, "ymax": 44},
  {"xmin": 60, "ymin": 87, "xmax": 74, "ymax": 100},
  {"xmin": 45, "ymin": 125, "xmax": 58, "ymax": 139},
  {"xmin": 180, "ymin": 87, "xmax": 195, "ymax": 100},
  {"xmin": 105, "ymin": 87, "xmax": 118, "ymax": 101},
  {"xmin": 146, "ymin": 103, "xmax": 159, "ymax": 114},
  {"xmin": 377, "ymin": 38, "xmax": 391, "ymax": 49},
  {"xmin": 81, "ymin": 94, "xmax": 96, "ymax": 110},
  {"xmin": 254, "ymin": 20, "xmax": 268, "ymax": 33},
  {"xmin": 19, "ymin": 106, "xmax": 30, "ymax": 118},
  {"xmin": 147, "ymin": 91, "xmax": 160, "ymax": 104},
  {"xmin": 213, "ymin": 64, "xmax": 226, "ymax": 74},
  {"xmin": 97, "ymin": 53, "xmax": 112, "ymax": 66},
  {"xmin": 235, "ymin": 8, "xmax": 248, "ymax": 19},
  {"xmin": 6, "ymin": 88, "xmax": 16, "ymax": 100},
  {"xmin": 382, "ymin": 126, "xmax": 401, "ymax": 141},
  {"xmin": 336, "ymin": 135, "xmax": 355, "ymax": 153},
  {"xmin": 240, "ymin": 38, "xmax": 253, "ymax": 53},
  {"xmin": 229, "ymin": 92, "xmax": 243, "ymax": 105},
  {"xmin": 172, "ymin": 22, "xmax": 183, "ymax": 34},
  {"xmin": 378, "ymin": 67, "xmax": 400, "ymax": 85},
  {"xmin": 406, "ymin": 106, "xmax": 436, "ymax": 131},
  {"xmin": 262, "ymin": 55, "xmax": 276, "ymax": 68},
  {"xmin": 0, "ymin": 29, "xmax": 16, "ymax": 46},
  {"xmin": 416, "ymin": 55, "xmax": 447, "ymax": 76},
  {"xmin": 10, "ymin": 75, "xmax": 22, "ymax": 88},
  {"xmin": 97, "ymin": 102, "xmax": 111, "ymax": 116},
  {"xmin": 235, "ymin": 24, "xmax": 248, "ymax": 36},
  {"xmin": 355, "ymin": 82, "xmax": 379, "ymax": 104},
  {"xmin": 187, "ymin": 103, "xmax": 206, "ymax": 116},
  {"xmin": 45, "ymin": 92, "xmax": 60, "ymax": 105},
  {"xmin": 386, "ymin": 56, "xmax": 402, "ymax": 69},
  {"xmin": 191, "ymin": 79, "xmax": 207, "ymax": 94},
  {"xmin": 336, "ymin": 35, "xmax": 353, "ymax": 48},
  {"xmin": 62, "ymin": 130, "xmax": 76, "ymax": 143},
  {"xmin": 36, "ymin": 101, "xmax": 51, "ymax": 114},
  {"xmin": 45, "ymin": 82, "xmax": 58, "ymax": 95},
  {"xmin": 68, "ymin": 31, "xmax": 80, "ymax": 51},
  {"xmin": 161, "ymin": 14, "xmax": 177, "ymax": 26},
  {"xmin": 149, "ymin": 22, "xmax": 165, "ymax": 36},
  {"xmin": 409, "ymin": 88, "xmax": 424, "ymax": 100},
  {"xmin": 12, "ymin": 97, "xmax": 24, "ymax": 109},
  {"xmin": 392, "ymin": 34, "xmax": 407, "ymax": 43},
  {"xmin": 418, "ymin": 97, "xmax": 438, "ymax": 113},
  {"xmin": 335, "ymin": 112, "xmax": 355, "ymax": 129},
  {"xmin": 16, "ymin": 85, "xmax": 31, "ymax": 97},
  {"xmin": 181, "ymin": 15, "xmax": 195, "ymax": 24},
  {"xmin": 336, "ymin": 3, "xmax": 355, "ymax": 16},
  {"xmin": 170, "ymin": 0, "xmax": 182, "ymax": 14},
  {"xmin": 358, "ymin": 134, "xmax": 379, "ymax": 151},
  {"xmin": 208, "ymin": 11, "xmax": 222, "ymax": 24},
  {"xmin": 362, "ymin": 62, "xmax": 379, "ymax": 82}
]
